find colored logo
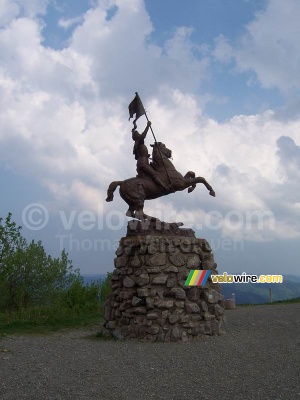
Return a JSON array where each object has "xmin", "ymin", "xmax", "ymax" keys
[{"xmin": 185, "ymin": 270, "xmax": 211, "ymax": 286}]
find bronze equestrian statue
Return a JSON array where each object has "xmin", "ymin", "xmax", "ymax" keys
[{"xmin": 106, "ymin": 119, "xmax": 215, "ymax": 220}]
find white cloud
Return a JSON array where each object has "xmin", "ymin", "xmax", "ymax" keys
[
  {"xmin": 0, "ymin": 0, "xmax": 20, "ymax": 26},
  {"xmin": 213, "ymin": 35, "xmax": 233, "ymax": 64},
  {"xmin": 58, "ymin": 16, "xmax": 84, "ymax": 30},
  {"xmin": 0, "ymin": 0, "xmax": 49, "ymax": 27},
  {"xmin": 145, "ymin": 93, "xmax": 300, "ymax": 240},
  {"xmin": 69, "ymin": 1, "xmax": 209, "ymax": 97},
  {"xmin": 234, "ymin": 0, "xmax": 300, "ymax": 92}
]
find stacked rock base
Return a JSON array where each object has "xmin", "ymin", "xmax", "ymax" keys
[{"xmin": 103, "ymin": 221, "xmax": 225, "ymax": 342}]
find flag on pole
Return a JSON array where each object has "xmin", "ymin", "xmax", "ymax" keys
[{"xmin": 128, "ymin": 92, "xmax": 145, "ymax": 122}]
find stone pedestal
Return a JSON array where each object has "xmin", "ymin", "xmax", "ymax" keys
[{"xmin": 103, "ymin": 220, "xmax": 225, "ymax": 341}]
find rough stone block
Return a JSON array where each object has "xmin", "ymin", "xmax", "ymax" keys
[
  {"xmin": 202, "ymin": 240, "xmax": 212, "ymax": 252},
  {"xmin": 123, "ymin": 276, "xmax": 136, "ymax": 288},
  {"xmin": 203, "ymin": 312, "xmax": 215, "ymax": 321},
  {"xmin": 119, "ymin": 300, "xmax": 132, "ymax": 311},
  {"xmin": 148, "ymin": 243, "xmax": 159, "ymax": 254},
  {"xmin": 186, "ymin": 287, "xmax": 198, "ymax": 301},
  {"xmin": 211, "ymin": 319, "xmax": 221, "ymax": 335},
  {"xmin": 202, "ymin": 258, "xmax": 215, "ymax": 270},
  {"xmin": 185, "ymin": 302, "xmax": 200, "ymax": 313},
  {"xmin": 186, "ymin": 255, "xmax": 201, "ymax": 269},
  {"xmin": 131, "ymin": 296, "xmax": 145, "ymax": 307},
  {"xmin": 166, "ymin": 278, "xmax": 176, "ymax": 288},
  {"xmin": 130, "ymin": 256, "xmax": 141, "ymax": 267},
  {"xmin": 168, "ymin": 314, "xmax": 179, "ymax": 324},
  {"xmin": 203, "ymin": 289, "xmax": 221, "ymax": 304},
  {"xmin": 164, "ymin": 265, "xmax": 178, "ymax": 273},
  {"xmin": 146, "ymin": 297, "xmax": 154, "ymax": 309},
  {"xmin": 145, "ymin": 325, "xmax": 160, "ymax": 335},
  {"xmin": 138, "ymin": 244, "xmax": 148, "ymax": 254},
  {"xmin": 152, "ymin": 275, "xmax": 168, "ymax": 285},
  {"xmin": 132, "ymin": 307, "xmax": 147, "ymax": 314},
  {"xmin": 114, "ymin": 256, "xmax": 128, "ymax": 268},
  {"xmin": 200, "ymin": 300, "xmax": 208, "ymax": 312},
  {"xmin": 168, "ymin": 288, "xmax": 186, "ymax": 300},
  {"xmin": 104, "ymin": 304, "xmax": 111, "ymax": 321},
  {"xmin": 147, "ymin": 253, "xmax": 167, "ymax": 266},
  {"xmin": 147, "ymin": 312, "xmax": 159, "ymax": 320},
  {"xmin": 212, "ymin": 304, "xmax": 225, "ymax": 317},
  {"xmin": 169, "ymin": 253, "xmax": 187, "ymax": 267},
  {"xmin": 170, "ymin": 326, "xmax": 181, "ymax": 341},
  {"xmin": 146, "ymin": 267, "xmax": 161, "ymax": 274},
  {"xmin": 137, "ymin": 288, "xmax": 149, "ymax": 297},
  {"xmin": 157, "ymin": 300, "xmax": 174, "ymax": 309},
  {"xmin": 136, "ymin": 273, "xmax": 150, "ymax": 286},
  {"xmin": 119, "ymin": 289, "xmax": 134, "ymax": 300},
  {"xmin": 115, "ymin": 246, "xmax": 124, "ymax": 256}
]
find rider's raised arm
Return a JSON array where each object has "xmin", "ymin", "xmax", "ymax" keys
[{"xmin": 141, "ymin": 121, "xmax": 151, "ymax": 139}]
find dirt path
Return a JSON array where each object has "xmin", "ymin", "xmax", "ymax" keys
[{"xmin": 1, "ymin": 303, "xmax": 300, "ymax": 400}]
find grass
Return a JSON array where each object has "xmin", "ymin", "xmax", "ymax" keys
[
  {"xmin": 0, "ymin": 306, "xmax": 104, "ymax": 336},
  {"xmin": 2, "ymin": 297, "xmax": 299, "ymax": 336}
]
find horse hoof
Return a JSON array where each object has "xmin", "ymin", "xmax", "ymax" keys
[
  {"xmin": 106, "ymin": 196, "xmax": 113, "ymax": 202},
  {"xmin": 135, "ymin": 212, "xmax": 144, "ymax": 220},
  {"xmin": 209, "ymin": 190, "xmax": 216, "ymax": 197}
]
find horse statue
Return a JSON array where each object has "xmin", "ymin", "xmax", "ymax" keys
[{"xmin": 106, "ymin": 141, "xmax": 215, "ymax": 220}]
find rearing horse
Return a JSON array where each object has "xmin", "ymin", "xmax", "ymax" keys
[{"xmin": 106, "ymin": 142, "xmax": 215, "ymax": 220}]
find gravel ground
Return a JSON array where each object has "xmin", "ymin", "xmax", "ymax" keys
[{"xmin": 0, "ymin": 303, "xmax": 300, "ymax": 400}]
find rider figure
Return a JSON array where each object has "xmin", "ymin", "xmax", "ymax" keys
[{"xmin": 132, "ymin": 121, "xmax": 170, "ymax": 192}]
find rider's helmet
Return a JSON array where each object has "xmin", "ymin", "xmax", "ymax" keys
[{"xmin": 132, "ymin": 130, "xmax": 141, "ymax": 141}]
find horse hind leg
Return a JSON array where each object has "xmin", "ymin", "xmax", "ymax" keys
[
  {"xmin": 106, "ymin": 181, "xmax": 122, "ymax": 202},
  {"xmin": 126, "ymin": 205, "xmax": 135, "ymax": 217},
  {"xmin": 134, "ymin": 200, "xmax": 146, "ymax": 220}
]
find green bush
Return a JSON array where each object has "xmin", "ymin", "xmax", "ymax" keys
[
  {"xmin": 99, "ymin": 272, "xmax": 112, "ymax": 302},
  {"xmin": 0, "ymin": 212, "xmax": 104, "ymax": 328}
]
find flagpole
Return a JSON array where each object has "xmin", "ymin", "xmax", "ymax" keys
[{"xmin": 135, "ymin": 92, "xmax": 173, "ymax": 186}]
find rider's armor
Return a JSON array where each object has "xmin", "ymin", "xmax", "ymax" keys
[{"xmin": 132, "ymin": 128, "xmax": 169, "ymax": 191}]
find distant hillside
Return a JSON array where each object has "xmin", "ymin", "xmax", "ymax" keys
[
  {"xmin": 283, "ymin": 274, "xmax": 300, "ymax": 282},
  {"xmin": 220, "ymin": 278, "xmax": 300, "ymax": 304},
  {"xmin": 82, "ymin": 274, "xmax": 107, "ymax": 285},
  {"xmin": 81, "ymin": 273, "xmax": 300, "ymax": 305}
]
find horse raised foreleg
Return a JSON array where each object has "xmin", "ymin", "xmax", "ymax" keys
[
  {"xmin": 184, "ymin": 176, "xmax": 215, "ymax": 197},
  {"xmin": 184, "ymin": 171, "xmax": 196, "ymax": 193}
]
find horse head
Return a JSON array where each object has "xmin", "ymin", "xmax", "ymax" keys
[{"xmin": 150, "ymin": 142, "xmax": 172, "ymax": 162}]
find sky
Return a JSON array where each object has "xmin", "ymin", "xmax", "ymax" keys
[{"xmin": 0, "ymin": 0, "xmax": 299, "ymax": 276}]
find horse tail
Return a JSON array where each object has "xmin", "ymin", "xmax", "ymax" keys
[{"xmin": 106, "ymin": 181, "xmax": 122, "ymax": 202}]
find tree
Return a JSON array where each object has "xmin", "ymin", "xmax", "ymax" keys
[
  {"xmin": 0, "ymin": 213, "xmax": 26, "ymax": 310},
  {"xmin": 0, "ymin": 213, "xmax": 82, "ymax": 311}
]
